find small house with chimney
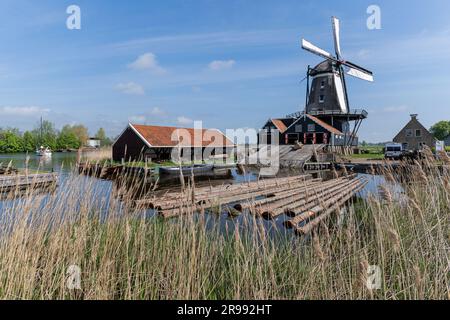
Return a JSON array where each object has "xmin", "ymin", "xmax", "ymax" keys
[{"xmin": 393, "ymin": 114, "xmax": 436, "ymax": 151}]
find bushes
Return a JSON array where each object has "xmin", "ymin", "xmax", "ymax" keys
[{"xmin": 0, "ymin": 122, "xmax": 112, "ymax": 153}]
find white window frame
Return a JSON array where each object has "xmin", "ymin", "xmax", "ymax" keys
[
  {"xmin": 415, "ymin": 129, "xmax": 422, "ymax": 137},
  {"xmin": 319, "ymin": 95, "xmax": 325, "ymax": 103}
]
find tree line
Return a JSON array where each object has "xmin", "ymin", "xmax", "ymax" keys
[
  {"xmin": 0, "ymin": 120, "xmax": 113, "ymax": 153},
  {"xmin": 430, "ymin": 121, "xmax": 450, "ymax": 141}
]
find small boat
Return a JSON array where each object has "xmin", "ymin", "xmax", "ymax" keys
[
  {"xmin": 36, "ymin": 146, "xmax": 52, "ymax": 157},
  {"xmin": 159, "ymin": 164, "xmax": 214, "ymax": 176}
]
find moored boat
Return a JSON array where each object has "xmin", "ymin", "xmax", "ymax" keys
[
  {"xmin": 36, "ymin": 146, "xmax": 52, "ymax": 157},
  {"xmin": 159, "ymin": 164, "xmax": 214, "ymax": 176}
]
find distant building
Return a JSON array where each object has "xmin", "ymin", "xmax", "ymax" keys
[
  {"xmin": 87, "ymin": 138, "xmax": 101, "ymax": 148},
  {"xmin": 112, "ymin": 123, "xmax": 234, "ymax": 162},
  {"xmin": 393, "ymin": 114, "xmax": 436, "ymax": 151},
  {"xmin": 261, "ymin": 113, "xmax": 357, "ymax": 146},
  {"xmin": 444, "ymin": 135, "xmax": 450, "ymax": 147}
]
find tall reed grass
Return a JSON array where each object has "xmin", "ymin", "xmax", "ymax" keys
[{"xmin": 0, "ymin": 156, "xmax": 448, "ymax": 300}]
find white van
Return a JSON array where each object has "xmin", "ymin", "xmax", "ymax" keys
[{"xmin": 385, "ymin": 143, "xmax": 403, "ymax": 160}]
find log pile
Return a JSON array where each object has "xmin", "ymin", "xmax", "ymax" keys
[
  {"xmin": 0, "ymin": 164, "xmax": 18, "ymax": 175},
  {"xmin": 135, "ymin": 174, "xmax": 367, "ymax": 234},
  {"xmin": 0, "ymin": 173, "xmax": 58, "ymax": 193}
]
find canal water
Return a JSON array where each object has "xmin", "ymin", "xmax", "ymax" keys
[
  {"xmin": 0, "ymin": 153, "xmax": 397, "ymax": 239},
  {"xmin": 0, "ymin": 152, "xmax": 77, "ymax": 174}
]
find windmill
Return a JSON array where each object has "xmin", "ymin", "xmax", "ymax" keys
[{"xmin": 300, "ymin": 16, "xmax": 373, "ymax": 147}]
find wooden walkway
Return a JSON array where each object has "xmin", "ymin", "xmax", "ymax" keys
[
  {"xmin": 135, "ymin": 174, "xmax": 367, "ymax": 234},
  {"xmin": 250, "ymin": 145, "xmax": 326, "ymax": 168},
  {"xmin": 0, "ymin": 173, "xmax": 58, "ymax": 193}
]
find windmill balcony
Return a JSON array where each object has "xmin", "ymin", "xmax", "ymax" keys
[{"xmin": 287, "ymin": 109, "xmax": 368, "ymax": 119}]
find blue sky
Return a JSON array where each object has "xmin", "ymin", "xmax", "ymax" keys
[{"xmin": 1, "ymin": 0, "xmax": 450, "ymax": 142}]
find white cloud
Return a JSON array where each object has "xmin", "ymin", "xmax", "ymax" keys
[
  {"xmin": 128, "ymin": 107, "xmax": 167, "ymax": 123},
  {"xmin": 110, "ymin": 29, "xmax": 298, "ymax": 52},
  {"xmin": 149, "ymin": 107, "xmax": 166, "ymax": 116},
  {"xmin": 115, "ymin": 82, "xmax": 145, "ymax": 95},
  {"xmin": 177, "ymin": 116, "xmax": 193, "ymax": 125},
  {"xmin": 382, "ymin": 105, "xmax": 408, "ymax": 113},
  {"xmin": 208, "ymin": 60, "xmax": 236, "ymax": 71},
  {"xmin": 0, "ymin": 106, "xmax": 50, "ymax": 116},
  {"xmin": 128, "ymin": 52, "xmax": 166, "ymax": 74},
  {"xmin": 129, "ymin": 115, "xmax": 147, "ymax": 123}
]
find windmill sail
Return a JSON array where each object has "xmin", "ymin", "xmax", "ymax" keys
[
  {"xmin": 346, "ymin": 66, "xmax": 374, "ymax": 82},
  {"xmin": 333, "ymin": 74, "xmax": 348, "ymax": 113},
  {"xmin": 332, "ymin": 17, "xmax": 341, "ymax": 59},
  {"xmin": 301, "ymin": 39, "xmax": 334, "ymax": 60}
]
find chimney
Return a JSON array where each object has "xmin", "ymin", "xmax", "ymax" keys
[{"xmin": 410, "ymin": 114, "xmax": 418, "ymax": 120}]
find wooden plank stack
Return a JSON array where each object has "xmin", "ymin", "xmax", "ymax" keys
[
  {"xmin": 0, "ymin": 164, "xmax": 18, "ymax": 175},
  {"xmin": 0, "ymin": 173, "xmax": 58, "ymax": 193},
  {"xmin": 135, "ymin": 173, "xmax": 367, "ymax": 234}
]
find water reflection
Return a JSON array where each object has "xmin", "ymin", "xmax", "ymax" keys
[{"xmin": 0, "ymin": 152, "xmax": 78, "ymax": 174}]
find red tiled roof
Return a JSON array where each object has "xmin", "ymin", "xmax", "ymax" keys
[
  {"xmin": 271, "ymin": 119, "xmax": 288, "ymax": 133},
  {"xmin": 306, "ymin": 115, "xmax": 343, "ymax": 135},
  {"xmin": 130, "ymin": 124, "xmax": 234, "ymax": 147}
]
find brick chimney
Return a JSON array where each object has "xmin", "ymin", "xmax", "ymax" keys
[{"xmin": 410, "ymin": 114, "xmax": 418, "ymax": 120}]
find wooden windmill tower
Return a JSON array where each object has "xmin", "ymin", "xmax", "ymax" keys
[{"xmin": 301, "ymin": 17, "xmax": 374, "ymax": 147}]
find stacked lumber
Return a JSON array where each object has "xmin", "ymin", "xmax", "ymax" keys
[
  {"xmin": 0, "ymin": 164, "xmax": 18, "ymax": 175},
  {"xmin": 135, "ymin": 173, "xmax": 366, "ymax": 232},
  {"xmin": 0, "ymin": 173, "xmax": 58, "ymax": 193},
  {"xmin": 135, "ymin": 174, "xmax": 313, "ymax": 218},
  {"xmin": 283, "ymin": 177, "xmax": 368, "ymax": 234}
]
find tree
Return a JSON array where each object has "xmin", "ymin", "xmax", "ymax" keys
[
  {"xmin": 70, "ymin": 125, "xmax": 89, "ymax": 146},
  {"xmin": 95, "ymin": 128, "xmax": 112, "ymax": 146},
  {"xmin": 0, "ymin": 129, "xmax": 23, "ymax": 153},
  {"xmin": 22, "ymin": 131, "xmax": 36, "ymax": 152},
  {"xmin": 32, "ymin": 120, "xmax": 57, "ymax": 150},
  {"xmin": 430, "ymin": 121, "xmax": 450, "ymax": 141},
  {"xmin": 57, "ymin": 125, "xmax": 81, "ymax": 150}
]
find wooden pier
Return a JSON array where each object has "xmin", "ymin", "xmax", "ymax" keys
[
  {"xmin": 0, "ymin": 164, "xmax": 18, "ymax": 175},
  {"xmin": 135, "ymin": 173, "xmax": 367, "ymax": 234},
  {"xmin": 0, "ymin": 173, "xmax": 58, "ymax": 193}
]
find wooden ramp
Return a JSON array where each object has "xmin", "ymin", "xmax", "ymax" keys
[
  {"xmin": 254, "ymin": 144, "xmax": 326, "ymax": 168},
  {"xmin": 135, "ymin": 173, "xmax": 367, "ymax": 234},
  {"xmin": 0, "ymin": 173, "xmax": 59, "ymax": 193}
]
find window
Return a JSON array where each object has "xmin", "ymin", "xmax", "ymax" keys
[
  {"xmin": 415, "ymin": 129, "xmax": 422, "ymax": 137},
  {"xmin": 295, "ymin": 125, "xmax": 302, "ymax": 132},
  {"xmin": 405, "ymin": 129, "xmax": 413, "ymax": 137},
  {"xmin": 320, "ymin": 80, "xmax": 325, "ymax": 89},
  {"xmin": 319, "ymin": 95, "xmax": 325, "ymax": 103},
  {"xmin": 287, "ymin": 134, "xmax": 300, "ymax": 144},
  {"xmin": 308, "ymin": 124, "xmax": 315, "ymax": 132}
]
